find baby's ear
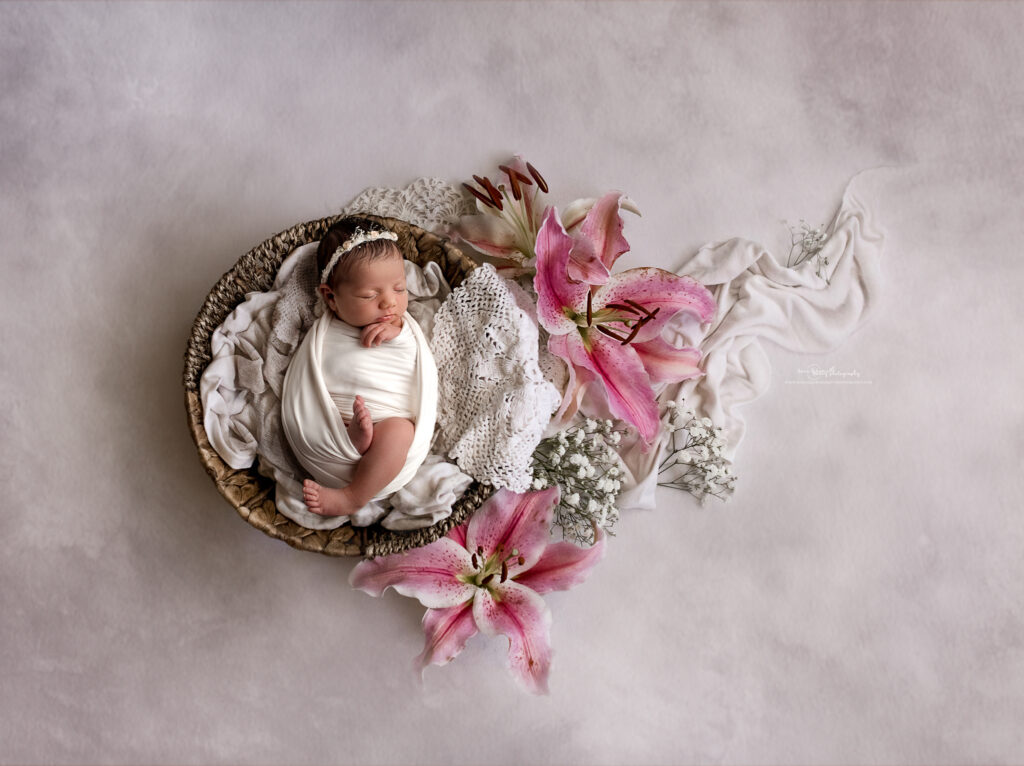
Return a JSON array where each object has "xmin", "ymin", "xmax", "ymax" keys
[{"xmin": 316, "ymin": 283, "xmax": 333, "ymax": 302}]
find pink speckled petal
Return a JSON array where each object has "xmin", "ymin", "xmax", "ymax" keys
[
  {"xmin": 632, "ymin": 337, "xmax": 704, "ymax": 383},
  {"xmin": 473, "ymin": 581, "xmax": 553, "ymax": 695},
  {"xmin": 466, "ymin": 487, "xmax": 560, "ymax": 573},
  {"xmin": 534, "ymin": 207, "xmax": 589, "ymax": 334},
  {"xmin": 547, "ymin": 333, "xmax": 596, "ymax": 423},
  {"xmin": 349, "ymin": 537, "xmax": 475, "ymax": 609},
  {"xmin": 595, "ymin": 269, "xmax": 716, "ymax": 342},
  {"xmin": 415, "ymin": 601, "xmax": 478, "ymax": 671},
  {"xmin": 560, "ymin": 330, "xmax": 660, "ymax": 444},
  {"xmin": 515, "ymin": 531, "xmax": 606, "ymax": 595},
  {"xmin": 567, "ymin": 191, "xmax": 630, "ymax": 282},
  {"xmin": 446, "ymin": 522, "xmax": 468, "ymax": 549}
]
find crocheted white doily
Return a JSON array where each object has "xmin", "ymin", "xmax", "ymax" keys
[
  {"xmin": 431, "ymin": 264, "xmax": 562, "ymax": 492},
  {"xmin": 343, "ymin": 177, "xmax": 474, "ymax": 234}
]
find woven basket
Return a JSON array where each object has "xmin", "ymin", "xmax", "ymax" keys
[{"xmin": 183, "ymin": 214, "xmax": 492, "ymax": 557}]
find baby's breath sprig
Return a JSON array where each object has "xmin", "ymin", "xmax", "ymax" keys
[
  {"xmin": 658, "ymin": 400, "xmax": 737, "ymax": 504},
  {"xmin": 785, "ymin": 219, "xmax": 831, "ymax": 282},
  {"xmin": 531, "ymin": 418, "xmax": 623, "ymax": 546}
]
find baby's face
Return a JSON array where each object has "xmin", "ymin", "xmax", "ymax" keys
[{"xmin": 324, "ymin": 254, "xmax": 408, "ymax": 328}]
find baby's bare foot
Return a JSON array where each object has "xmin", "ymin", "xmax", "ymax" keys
[
  {"xmin": 347, "ymin": 395, "xmax": 373, "ymax": 454},
  {"xmin": 303, "ymin": 479, "xmax": 360, "ymax": 516}
]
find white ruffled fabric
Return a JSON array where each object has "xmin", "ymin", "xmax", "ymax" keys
[{"xmin": 615, "ymin": 174, "xmax": 885, "ymax": 511}]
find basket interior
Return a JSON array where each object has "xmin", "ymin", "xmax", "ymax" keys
[{"xmin": 183, "ymin": 214, "xmax": 491, "ymax": 557}]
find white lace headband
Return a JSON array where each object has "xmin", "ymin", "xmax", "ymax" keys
[{"xmin": 320, "ymin": 228, "xmax": 399, "ymax": 284}]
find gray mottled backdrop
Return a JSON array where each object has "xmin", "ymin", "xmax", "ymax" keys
[{"xmin": 2, "ymin": 2, "xmax": 1022, "ymax": 764}]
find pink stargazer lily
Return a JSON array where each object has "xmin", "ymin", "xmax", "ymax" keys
[
  {"xmin": 349, "ymin": 487, "xmax": 604, "ymax": 694},
  {"xmin": 534, "ymin": 207, "xmax": 717, "ymax": 445}
]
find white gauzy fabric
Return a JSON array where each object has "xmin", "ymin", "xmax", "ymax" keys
[
  {"xmin": 615, "ymin": 174, "xmax": 886, "ymax": 511},
  {"xmin": 431, "ymin": 264, "xmax": 562, "ymax": 492},
  {"xmin": 321, "ymin": 319, "xmax": 419, "ymax": 422},
  {"xmin": 382, "ymin": 455, "xmax": 474, "ymax": 531},
  {"xmin": 280, "ymin": 310, "xmax": 437, "ymax": 505}
]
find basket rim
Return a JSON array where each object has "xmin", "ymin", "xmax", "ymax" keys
[{"xmin": 183, "ymin": 213, "xmax": 491, "ymax": 557}]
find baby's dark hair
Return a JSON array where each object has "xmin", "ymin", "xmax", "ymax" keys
[{"xmin": 317, "ymin": 216, "xmax": 402, "ymax": 287}]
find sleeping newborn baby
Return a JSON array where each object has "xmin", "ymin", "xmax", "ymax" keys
[{"xmin": 281, "ymin": 217, "xmax": 438, "ymax": 517}]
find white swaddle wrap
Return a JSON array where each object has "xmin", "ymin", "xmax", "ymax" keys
[{"xmin": 281, "ymin": 310, "xmax": 438, "ymax": 501}]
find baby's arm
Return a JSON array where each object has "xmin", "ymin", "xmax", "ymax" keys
[{"xmin": 360, "ymin": 318, "xmax": 403, "ymax": 347}]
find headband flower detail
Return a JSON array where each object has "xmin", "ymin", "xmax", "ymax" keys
[{"xmin": 319, "ymin": 228, "xmax": 399, "ymax": 284}]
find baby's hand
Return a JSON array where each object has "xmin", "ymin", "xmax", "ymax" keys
[{"xmin": 361, "ymin": 320, "xmax": 402, "ymax": 347}]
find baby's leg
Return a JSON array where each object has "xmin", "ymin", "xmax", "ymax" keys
[
  {"xmin": 346, "ymin": 395, "xmax": 373, "ymax": 454},
  {"xmin": 304, "ymin": 417, "xmax": 415, "ymax": 516}
]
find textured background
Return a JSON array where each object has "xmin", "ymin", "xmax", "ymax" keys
[{"xmin": 2, "ymin": 2, "xmax": 1022, "ymax": 763}]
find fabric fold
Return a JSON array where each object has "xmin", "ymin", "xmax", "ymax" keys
[{"xmin": 280, "ymin": 311, "xmax": 438, "ymax": 506}]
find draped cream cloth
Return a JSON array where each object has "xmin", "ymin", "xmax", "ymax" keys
[
  {"xmin": 280, "ymin": 310, "xmax": 438, "ymax": 509},
  {"xmin": 614, "ymin": 174, "xmax": 885, "ymax": 512}
]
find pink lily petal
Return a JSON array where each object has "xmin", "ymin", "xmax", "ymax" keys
[
  {"xmin": 454, "ymin": 213, "xmax": 522, "ymax": 260},
  {"xmin": 562, "ymin": 195, "xmax": 642, "ymax": 232},
  {"xmin": 567, "ymin": 191, "xmax": 630, "ymax": 283},
  {"xmin": 565, "ymin": 247, "xmax": 610, "ymax": 285},
  {"xmin": 548, "ymin": 333, "xmax": 596, "ymax": 424},
  {"xmin": 632, "ymin": 337, "xmax": 704, "ymax": 383},
  {"xmin": 515, "ymin": 532, "xmax": 606, "ymax": 595},
  {"xmin": 466, "ymin": 487, "xmax": 560, "ymax": 573},
  {"xmin": 595, "ymin": 269, "xmax": 716, "ymax": 343},
  {"xmin": 415, "ymin": 601, "xmax": 479, "ymax": 671},
  {"xmin": 534, "ymin": 207, "xmax": 589, "ymax": 334},
  {"xmin": 473, "ymin": 581, "xmax": 553, "ymax": 695},
  {"xmin": 447, "ymin": 522, "xmax": 468, "ymax": 548},
  {"xmin": 349, "ymin": 537, "xmax": 476, "ymax": 609},
  {"xmin": 558, "ymin": 330, "xmax": 660, "ymax": 444}
]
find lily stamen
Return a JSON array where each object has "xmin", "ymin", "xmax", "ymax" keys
[
  {"xmin": 463, "ymin": 183, "xmax": 495, "ymax": 209},
  {"xmin": 526, "ymin": 162, "xmax": 548, "ymax": 193},
  {"xmin": 596, "ymin": 325, "xmax": 629, "ymax": 342},
  {"xmin": 624, "ymin": 298, "xmax": 652, "ymax": 315}
]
